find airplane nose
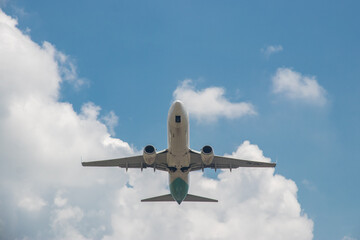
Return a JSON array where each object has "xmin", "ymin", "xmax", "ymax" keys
[
  {"xmin": 172, "ymin": 100, "xmax": 186, "ymax": 114},
  {"xmin": 168, "ymin": 100, "xmax": 188, "ymax": 128},
  {"xmin": 173, "ymin": 100, "xmax": 184, "ymax": 109}
]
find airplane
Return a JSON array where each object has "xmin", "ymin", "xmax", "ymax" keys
[{"xmin": 82, "ymin": 100, "xmax": 276, "ymax": 204}]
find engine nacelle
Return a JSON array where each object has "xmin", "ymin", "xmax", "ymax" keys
[
  {"xmin": 143, "ymin": 145, "xmax": 156, "ymax": 165},
  {"xmin": 201, "ymin": 145, "xmax": 214, "ymax": 165}
]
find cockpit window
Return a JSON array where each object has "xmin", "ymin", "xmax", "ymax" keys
[{"xmin": 175, "ymin": 115, "xmax": 181, "ymax": 123}]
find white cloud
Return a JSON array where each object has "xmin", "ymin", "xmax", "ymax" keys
[
  {"xmin": 54, "ymin": 191, "xmax": 68, "ymax": 207},
  {"xmin": 12, "ymin": 6, "xmax": 28, "ymax": 18},
  {"xmin": 50, "ymin": 204, "xmax": 90, "ymax": 240},
  {"xmin": 173, "ymin": 79, "xmax": 256, "ymax": 122},
  {"xmin": 18, "ymin": 195, "xmax": 47, "ymax": 212},
  {"xmin": 262, "ymin": 45, "xmax": 283, "ymax": 57},
  {"xmin": 102, "ymin": 111, "xmax": 119, "ymax": 136},
  {"xmin": 224, "ymin": 140, "xmax": 270, "ymax": 161},
  {"xmin": 0, "ymin": 9, "xmax": 313, "ymax": 240},
  {"xmin": 0, "ymin": 9, "xmax": 132, "ymax": 239},
  {"xmin": 342, "ymin": 236, "xmax": 357, "ymax": 240},
  {"xmin": 52, "ymin": 206, "xmax": 84, "ymax": 225},
  {"xmin": 49, "ymin": 43, "xmax": 87, "ymax": 89},
  {"xmin": 272, "ymin": 68, "xmax": 327, "ymax": 105}
]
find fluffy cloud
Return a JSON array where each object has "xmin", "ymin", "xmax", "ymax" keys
[
  {"xmin": 261, "ymin": 45, "xmax": 283, "ymax": 57},
  {"xmin": 51, "ymin": 44, "xmax": 87, "ymax": 89},
  {"xmin": 173, "ymin": 79, "xmax": 256, "ymax": 122},
  {"xmin": 102, "ymin": 111, "xmax": 119, "ymax": 136},
  {"xmin": 0, "ymin": 9, "xmax": 313, "ymax": 240},
  {"xmin": 272, "ymin": 68, "xmax": 327, "ymax": 105},
  {"xmin": 0, "ymin": 9, "xmax": 133, "ymax": 239}
]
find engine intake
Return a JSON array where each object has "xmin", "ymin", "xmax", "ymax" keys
[
  {"xmin": 143, "ymin": 145, "xmax": 156, "ymax": 165},
  {"xmin": 201, "ymin": 145, "xmax": 214, "ymax": 165}
]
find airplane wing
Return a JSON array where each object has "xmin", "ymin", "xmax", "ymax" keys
[
  {"xmin": 82, "ymin": 149, "xmax": 169, "ymax": 171},
  {"xmin": 189, "ymin": 149, "xmax": 276, "ymax": 172}
]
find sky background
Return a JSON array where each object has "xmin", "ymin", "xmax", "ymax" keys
[{"xmin": 0, "ymin": 1, "xmax": 359, "ymax": 239}]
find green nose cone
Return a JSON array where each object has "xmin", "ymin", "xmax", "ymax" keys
[{"xmin": 170, "ymin": 177, "xmax": 189, "ymax": 204}]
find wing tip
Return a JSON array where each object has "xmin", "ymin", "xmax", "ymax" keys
[{"xmin": 81, "ymin": 160, "xmax": 88, "ymax": 166}]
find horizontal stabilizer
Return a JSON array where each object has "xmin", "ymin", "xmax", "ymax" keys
[
  {"xmin": 141, "ymin": 194, "xmax": 218, "ymax": 203},
  {"xmin": 141, "ymin": 194, "xmax": 175, "ymax": 202},
  {"xmin": 184, "ymin": 194, "xmax": 218, "ymax": 202}
]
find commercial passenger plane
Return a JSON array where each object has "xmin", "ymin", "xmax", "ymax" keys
[{"xmin": 82, "ymin": 100, "xmax": 276, "ymax": 204}]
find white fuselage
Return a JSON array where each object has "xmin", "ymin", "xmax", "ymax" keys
[
  {"xmin": 167, "ymin": 100, "xmax": 190, "ymax": 167},
  {"xmin": 167, "ymin": 101, "xmax": 190, "ymax": 202}
]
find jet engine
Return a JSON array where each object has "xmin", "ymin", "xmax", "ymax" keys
[
  {"xmin": 143, "ymin": 145, "xmax": 156, "ymax": 165},
  {"xmin": 201, "ymin": 145, "xmax": 214, "ymax": 165}
]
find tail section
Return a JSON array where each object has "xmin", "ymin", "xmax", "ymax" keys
[{"xmin": 141, "ymin": 193, "xmax": 218, "ymax": 203}]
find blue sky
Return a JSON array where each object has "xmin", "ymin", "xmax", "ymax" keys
[{"xmin": 1, "ymin": 1, "xmax": 359, "ymax": 239}]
